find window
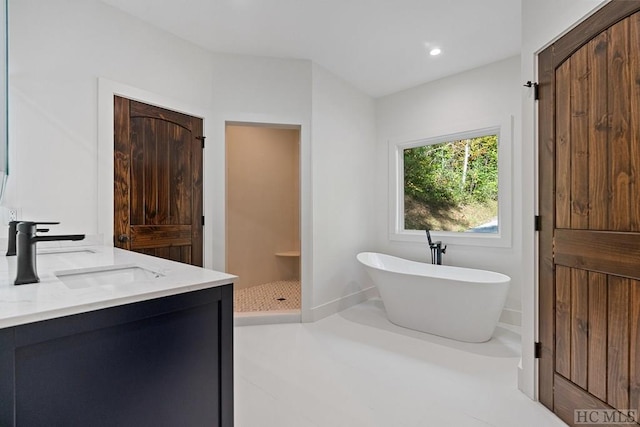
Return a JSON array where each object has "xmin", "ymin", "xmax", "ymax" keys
[
  {"xmin": 404, "ymin": 134, "xmax": 498, "ymax": 233},
  {"xmin": 389, "ymin": 117, "xmax": 512, "ymax": 247}
]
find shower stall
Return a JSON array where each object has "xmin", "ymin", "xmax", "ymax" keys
[{"xmin": 225, "ymin": 123, "xmax": 301, "ymax": 315}]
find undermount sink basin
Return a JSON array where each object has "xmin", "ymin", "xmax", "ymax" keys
[
  {"xmin": 38, "ymin": 248, "xmax": 97, "ymax": 255},
  {"xmin": 55, "ymin": 265, "xmax": 164, "ymax": 289}
]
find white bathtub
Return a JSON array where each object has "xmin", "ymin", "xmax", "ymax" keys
[{"xmin": 356, "ymin": 252, "xmax": 510, "ymax": 343}]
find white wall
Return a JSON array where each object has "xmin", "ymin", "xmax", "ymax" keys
[
  {"xmin": 309, "ymin": 63, "xmax": 377, "ymax": 320},
  {"xmin": 375, "ymin": 56, "xmax": 522, "ymax": 315},
  {"xmin": 201, "ymin": 54, "xmax": 312, "ymax": 276},
  {"xmin": 7, "ymin": 0, "xmax": 310, "ymax": 259},
  {"xmin": 7, "ymin": 0, "xmax": 216, "ymax": 235},
  {"xmin": 7, "ymin": 0, "xmax": 377, "ymax": 321},
  {"xmin": 519, "ymin": 0, "xmax": 609, "ymax": 400}
]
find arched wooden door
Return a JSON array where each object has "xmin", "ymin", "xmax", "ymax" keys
[
  {"xmin": 538, "ymin": 1, "xmax": 640, "ymax": 425},
  {"xmin": 114, "ymin": 96, "xmax": 204, "ymax": 266}
]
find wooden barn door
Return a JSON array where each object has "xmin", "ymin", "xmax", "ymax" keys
[
  {"xmin": 538, "ymin": 2, "xmax": 640, "ymax": 425},
  {"xmin": 114, "ymin": 96, "xmax": 203, "ymax": 266}
]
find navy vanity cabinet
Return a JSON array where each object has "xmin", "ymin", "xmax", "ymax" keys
[{"xmin": 0, "ymin": 284, "xmax": 234, "ymax": 427}]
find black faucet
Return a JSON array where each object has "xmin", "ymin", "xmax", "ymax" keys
[
  {"xmin": 14, "ymin": 221, "xmax": 85, "ymax": 285},
  {"xmin": 6, "ymin": 220, "xmax": 55, "ymax": 256},
  {"xmin": 425, "ymin": 230, "xmax": 447, "ymax": 265},
  {"xmin": 6, "ymin": 221, "xmax": 19, "ymax": 256}
]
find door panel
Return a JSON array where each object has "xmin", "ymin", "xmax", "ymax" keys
[
  {"xmin": 554, "ymin": 229, "xmax": 640, "ymax": 278},
  {"xmin": 130, "ymin": 117, "xmax": 193, "ymax": 226},
  {"xmin": 609, "ymin": 17, "xmax": 633, "ymax": 232},
  {"xmin": 588, "ymin": 271, "xmax": 607, "ymax": 402},
  {"xmin": 539, "ymin": 2, "xmax": 640, "ymax": 425},
  {"xmin": 114, "ymin": 96, "xmax": 203, "ymax": 266}
]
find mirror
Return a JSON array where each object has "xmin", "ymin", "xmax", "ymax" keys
[{"xmin": 0, "ymin": 0, "xmax": 7, "ymax": 201}]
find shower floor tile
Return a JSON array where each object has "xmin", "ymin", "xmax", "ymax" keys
[{"xmin": 234, "ymin": 280, "xmax": 300, "ymax": 312}]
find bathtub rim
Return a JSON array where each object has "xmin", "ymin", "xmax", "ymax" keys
[{"xmin": 356, "ymin": 251, "xmax": 511, "ymax": 285}]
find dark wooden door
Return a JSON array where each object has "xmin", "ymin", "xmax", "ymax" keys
[
  {"xmin": 539, "ymin": 2, "xmax": 640, "ymax": 425},
  {"xmin": 114, "ymin": 96, "xmax": 203, "ymax": 266}
]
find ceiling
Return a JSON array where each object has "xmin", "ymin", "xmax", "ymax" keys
[{"xmin": 100, "ymin": 0, "xmax": 521, "ymax": 98}]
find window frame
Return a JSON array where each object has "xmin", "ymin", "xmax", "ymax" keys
[{"xmin": 388, "ymin": 116, "xmax": 512, "ymax": 248}]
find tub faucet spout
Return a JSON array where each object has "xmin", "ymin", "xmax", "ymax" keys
[{"xmin": 425, "ymin": 230, "xmax": 447, "ymax": 265}]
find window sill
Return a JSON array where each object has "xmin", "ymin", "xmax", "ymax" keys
[{"xmin": 389, "ymin": 229, "xmax": 511, "ymax": 248}]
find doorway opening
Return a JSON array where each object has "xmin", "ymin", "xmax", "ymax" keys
[{"xmin": 225, "ymin": 123, "xmax": 301, "ymax": 316}]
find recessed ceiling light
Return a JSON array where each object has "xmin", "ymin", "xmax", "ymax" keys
[{"xmin": 429, "ymin": 48, "xmax": 442, "ymax": 56}]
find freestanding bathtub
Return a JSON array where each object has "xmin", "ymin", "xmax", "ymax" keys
[{"xmin": 356, "ymin": 252, "xmax": 510, "ymax": 343}]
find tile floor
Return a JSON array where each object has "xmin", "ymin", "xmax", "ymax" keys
[
  {"xmin": 234, "ymin": 280, "xmax": 301, "ymax": 312},
  {"xmin": 234, "ymin": 299, "xmax": 567, "ymax": 427}
]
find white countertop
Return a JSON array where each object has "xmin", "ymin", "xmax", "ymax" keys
[{"xmin": 0, "ymin": 241, "xmax": 236, "ymax": 328}]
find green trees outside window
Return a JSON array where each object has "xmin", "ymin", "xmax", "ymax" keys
[{"xmin": 404, "ymin": 134, "xmax": 498, "ymax": 233}]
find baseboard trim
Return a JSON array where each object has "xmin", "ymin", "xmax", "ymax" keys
[
  {"xmin": 499, "ymin": 307, "xmax": 522, "ymax": 326},
  {"xmin": 309, "ymin": 286, "xmax": 378, "ymax": 322}
]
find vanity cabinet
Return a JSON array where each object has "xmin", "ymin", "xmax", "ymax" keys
[{"xmin": 0, "ymin": 284, "xmax": 234, "ymax": 426}]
